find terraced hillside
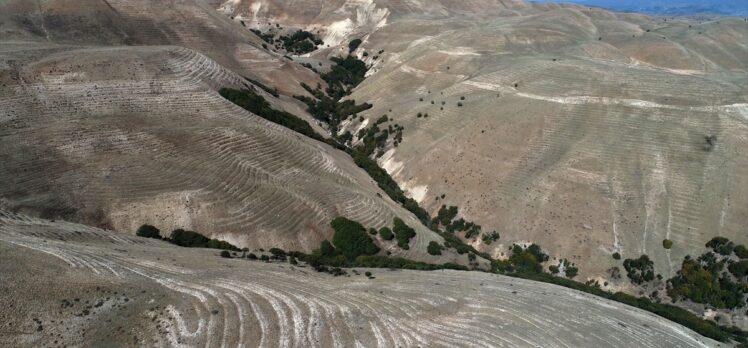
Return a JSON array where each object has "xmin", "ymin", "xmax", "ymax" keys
[
  {"xmin": 0, "ymin": 210, "xmax": 724, "ymax": 347},
  {"xmin": 217, "ymin": 0, "xmax": 748, "ymax": 285},
  {"xmin": 0, "ymin": 40, "xmax": 460, "ymax": 262}
]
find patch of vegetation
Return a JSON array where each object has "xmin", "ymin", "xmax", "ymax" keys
[
  {"xmin": 169, "ymin": 229, "xmax": 240, "ymax": 251},
  {"xmin": 136, "ymin": 224, "xmax": 161, "ymax": 239},
  {"xmin": 378, "ymin": 227, "xmax": 394, "ymax": 240},
  {"xmin": 612, "ymin": 252, "xmax": 621, "ymax": 260},
  {"xmin": 431, "ymin": 205, "xmax": 481, "ymax": 238},
  {"xmin": 219, "ymin": 88, "xmax": 331, "ymax": 144},
  {"xmin": 392, "ymin": 217, "xmax": 416, "ymax": 250},
  {"xmin": 508, "ymin": 244, "xmax": 549, "ymax": 274},
  {"xmin": 706, "ymin": 236, "xmax": 735, "ymax": 256},
  {"xmin": 668, "ymin": 245, "xmax": 747, "ymax": 309},
  {"xmin": 735, "ymin": 244, "xmax": 748, "ymax": 259},
  {"xmin": 331, "ymin": 217, "xmax": 380, "ymax": 259},
  {"xmin": 663, "ymin": 239, "xmax": 673, "ymax": 249},
  {"xmin": 427, "ymin": 241, "xmax": 444, "ymax": 255},
  {"xmin": 623, "ymin": 255, "xmax": 655, "ymax": 284},
  {"xmin": 243, "ymin": 77, "xmax": 279, "ymax": 97},
  {"xmin": 481, "ymin": 231, "xmax": 500, "ymax": 245},
  {"xmin": 348, "ymin": 38, "xmax": 362, "ymax": 53},
  {"xmin": 220, "ymin": 250, "xmax": 232, "ymax": 258}
]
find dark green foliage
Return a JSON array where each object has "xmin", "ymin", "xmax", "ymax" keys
[
  {"xmin": 663, "ymin": 239, "xmax": 673, "ymax": 249},
  {"xmin": 707, "ymin": 237, "xmax": 735, "ymax": 256},
  {"xmin": 735, "ymin": 245, "xmax": 748, "ymax": 259},
  {"xmin": 136, "ymin": 224, "xmax": 161, "ymax": 239},
  {"xmin": 323, "ymin": 56, "xmax": 368, "ymax": 100},
  {"xmin": 348, "ymin": 39, "xmax": 362, "ymax": 53},
  {"xmin": 365, "ymin": 271, "xmax": 372, "ymax": 277},
  {"xmin": 169, "ymin": 229, "xmax": 240, "ymax": 251},
  {"xmin": 431, "ymin": 205, "xmax": 481, "ymax": 238},
  {"xmin": 219, "ymin": 88, "xmax": 328, "ymax": 144},
  {"xmin": 320, "ymin": 240, "xmax": 336, "ymax": 257},
  {"xmin": 260, "ymin": 254, "xmax": 270, "ymax": 262},
  {"xmin": 368, "ymin": 228, "xmax": 378, "ymax": 235},
  {"xmin": 623, "ymin": 255, "xmax": 655, "ymax": 284},
  {"xmin": 378, "ymin": 227, "xmax": 394, "ymax": 240},
  {"xmin": 279, "ymin": 30, "xmax": 323, "ymax": 54},
  {"xmin": 612, "ymin": 252, "xmax": 621, "ymax": 260},
  {"xmin": 289, "ymin": 256, "xmax": 298, "ymax": 265},
  {"xmin": 250, "ymin": 29, "xmax": 275, "ymax": 44},
  {"xmin": 427, "ymin": 241, "xmax": 444, "ymax": 255},
  {"xmin": 565, "ymin": 264, "xmax": 579, "ymax": 278},
  {"xmin": 667, "ymin": 253, "xmax": 745, "ymax": 309},
  {"xmin": 549, "ymin": 265, "xmax": 560, "ymax": 274},
  {"xmin": 509, "ymin": 244, "xmax": 548, "ymax": 274},
  {"xmin": 331, "ymin": 217, "xmax": 380, "ymax": 258},
  {"xmin": 481, "ymin": 231, "xmax": 500, "ymax": 245},
  {"xmin": 247, "ymin": 253, "xmax": 258, "ymax": 260},
  {"xmin": 728, "ymin": 260, "xmax": 748, "ymax": 278},
  {"xmin": 392, "ymin": 217, "xmax": 416, "ymax": 250},
  {"xmin": 169, "ymin": 229, "xmax": 210, "ymax": 247},
  {"xmin": 220, "ymin": 250, "xmax": 232, "ymax": 258}
]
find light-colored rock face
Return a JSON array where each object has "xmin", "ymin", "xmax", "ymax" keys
[{"xmin": 0, "ymin": 211, "xmax": 722, "ymax": 347}]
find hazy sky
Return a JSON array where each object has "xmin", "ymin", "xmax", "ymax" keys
[{"xmin": 530, "ymin": 0, "xmax": 748, "ymax": 15}]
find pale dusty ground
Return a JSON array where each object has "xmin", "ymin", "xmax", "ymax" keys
[{"xmin": 0, "ymin": 210, "xmax": 725, "ymax": 348}]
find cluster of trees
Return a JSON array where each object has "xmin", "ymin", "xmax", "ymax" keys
[
  {"xmin": 219, "ymin": 87, "xmax": 330, "ymax": 145},
  {"xmin": 250, "ymin": 28, "xmax": 322, "ymax": 54},
  {"xmin": 427, "ymin": 241, "xmax": 445, "ymax": 255},
  {"xmin": 481, "ymin": 231, "xmax": 500, "ymax": 245},
  {"xmin": 136, "ymin": 224, "xmax": 240, "ymax": 252},
  {"xmin": 667, "ymin": 237, "xmax": 748, "ymax": 309},
  {"xmin": 431, "ymin": 205, "xmax": 482, "ymax": 239},
  {"xmin": 623, "ymin": 255, "xmax": 656, "ymax": 284},
  {"xmin": 392, "ymin": 217, "xmax": 416, "ymax": 250}
]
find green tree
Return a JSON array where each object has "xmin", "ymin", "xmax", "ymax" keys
[
  {"xmin": 136, "ymin": 224, "xmax": 161, "ymax": 239},
  {"xmin": 427, "ymin": 241, "xmax": 444, "ymax": 256},
  {"xmin": 663, "ymin": 239, "xmax": 674, "ymax": 249},
  {"xmin": 392, "ymin": 217, "xmax": 416, "ymax": 250},
  {"xmin": 379, "ymin": 227, "xmax": 394, "ymax": 240},
  {"xmin": 331, "ymin": 217, "xmax": 380, "ymax": 258}
]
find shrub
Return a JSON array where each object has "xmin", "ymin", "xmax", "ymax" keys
[
  {"xmin": 320, "ymin": 240, "xmax": 336, "ymax": 257},
  {"xmin": 247, "ymin": 253, "xmax": 258, "ymax": 260},
  {"xmin": 170, "ymin": 229, "xmax": 210, "ymax": 248},
  {"xmin": 220, "ymin": 250, "xmax": 232, "ymax": 258},
  {"xmin": 612, "ymin": 252, "xmax": 621, "ymax": 260},
  {"xmin": 509, "ymin": 244, "xmax": 548, "ymax": 274},
  {"xmin": 565, "ymin": 264, "xmax": 579, "ymax": 278},
  {"xmin": 549, "ymin": 265, "xmax": 560, "ymax": 274},
  {"xmin": 169, "ymin": 229, "xmax": 240, "ymax": 251},
  {"xmin": 136, "ymin": 224, "xmax": 161, "ymax": 239},
  {"xmin": 427, "ymin": 241, "xmax": 444, "ymax": 255},
  {"xmin": 331, "ymin": 217, "xmax": 380, "ymax": 258},
  {"xmin": 348, "ymin": 38, "xmax": 362, "ymax": 53},
  {"xmin": 378, "ymin": 227, "xmax": 394, "ymax": 240},
  {"xmin": 735, "ymin": 245, "xmax": 748, "ymax": 259},
  {"xmin": 365, "ymin": 271, "xmax": 372, "ymax": 277},
  {"xmin": 260, "ymin": 255, "xmax": 270, "ymax": 262},
  {"xmin": 481, "ymin": 231, "xmax": 500, "ymax": 245},
  {"xmin": 392, "ymin": 217, "xmax": 416, "ymax": 250},
  {"xmin": 728, "ymin": 260, "xmax": 748, "ymax": 278},
  {"xmin": 623, "ymin": 255, "xmax": 655, "ymax": 284},
  {"xmin": 706, "ymin": 237, "xmax": 734, "ymax": 256},
  {"xmin": 663, "ymin": 239, "xmax": 673, "ymax": 249}
]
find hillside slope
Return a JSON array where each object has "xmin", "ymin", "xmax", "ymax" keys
[{"xmin": 0, "ymin": 210, "xmax": 722, "ymax": 347}]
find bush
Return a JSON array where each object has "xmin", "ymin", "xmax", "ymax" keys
[
  {"xmin": 247, "ymin": 253, "xmax": 258, "ymax": 260},
  {"xmin": 663, "ymin": 239, "xmax": 673, "ymax": 249},
  {"xmin": 365, "ymin": 271, "xmax": 372, "ymax": 277},
  {"xmin": 331, "ymin": 217, "xmax": 380, "ymax": 258},
  {"xmin": 169, "ymin": 229, "xmax": 240, "ymax": 251},
  {"xmin": 348, "ymin": 38, "xmax": 362, "ymax": 53},
  {"xmin": 379, "ymin": 227, "xmax": 394, "ymax": 240},
  {"xmin": 481, "ymin": 231, "xmax": 500, "ymax": 245},
  {"xmin": 427, "ymin": 241, "xmax": 444, "ymax": 255},
  {"xmin": 623, "ymin": 255, "xmax": 655, "ymax": 284},
  {"xmin": 220, "ymin": 250, "xmax": 232, "ymax": 258},
  {"xmin": 392, "ymin": 217, "xmax": 416, "ymax": 250},
  {"xmin": 565, "ymin": 264, "xmax": 579, "ymax": 278},
  {"xmin": 735, "ymin": 245, "xmax": 748, "ymax": 259},
  {"xmin": 136, "ymin": 224, "xmax": 161, "ymax": 239},
  {"xmin": 728, "ymin": 260, "xmax": 748, "ymax": 278},
  {"xmin": 706, "ymin": 237, "xmax": 734, "ymax": 256},
  {"xmin": 549, "ymin": 265, "xmax": 560, "ymax": 274},
  {"xmin": 260, "ymin": 255, "xmax": 270, "ymax": 262},
  {"xmin": 612, "ymin": 252, "xmax": 621, "ymax": 260}
]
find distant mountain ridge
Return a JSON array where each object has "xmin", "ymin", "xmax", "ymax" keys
[{"xmin": 533, "ymin": 0, "xmax": 748, "ymax": 16}]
